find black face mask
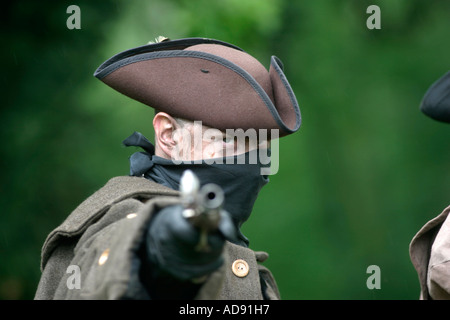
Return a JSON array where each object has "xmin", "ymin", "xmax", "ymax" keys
[{"xmin": 123, "ymin": 132, "xmax": 270, "ymax": 247}]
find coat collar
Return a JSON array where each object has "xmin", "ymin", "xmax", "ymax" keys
[{"xmin": 40, "ymin": 176, "xmax": 178, "ymax": 270}]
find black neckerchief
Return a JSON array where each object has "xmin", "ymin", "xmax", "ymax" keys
[{"xmin": 123, "ymin": 131, "xmax": 270, "ymax": 247}]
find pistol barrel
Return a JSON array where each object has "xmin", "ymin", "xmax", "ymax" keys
[{"xmin": 199, "ymin": 183, "xmax": 224, "ymax": 211}]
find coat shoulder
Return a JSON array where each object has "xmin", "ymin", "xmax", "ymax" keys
[{"xmin": 40, "ymin": 176, "xmax": 178, "ymax": 270}]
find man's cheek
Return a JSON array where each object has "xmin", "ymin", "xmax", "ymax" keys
[{"xmin": 202, "ymin": 141, "xmax": 224, "ymax": 159}]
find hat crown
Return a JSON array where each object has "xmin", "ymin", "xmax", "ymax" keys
[{"xmin": 185, "ymin": 44, "xmax": 274, "ymax": 102}]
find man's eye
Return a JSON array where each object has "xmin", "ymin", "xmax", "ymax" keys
[{"xmin": 223, "ymin": 136, "xmax": 234, "ymax": 144}]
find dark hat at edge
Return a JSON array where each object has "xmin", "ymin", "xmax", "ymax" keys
[
  {"xmin": 420, "ymin": 70, "xmax": 450, "ymax": 124},
  {"xmin": 94, "ymin": 37, "xmax": 301, "ymax": 136}
]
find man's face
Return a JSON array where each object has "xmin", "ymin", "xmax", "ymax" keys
[{"xmin": 171, "ymin": 120, "xmax": 270, "ymax": 162}]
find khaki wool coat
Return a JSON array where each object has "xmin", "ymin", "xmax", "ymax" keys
[
  {"xmin": 34, "ymin": 176, "xmax": 280, "ymax": 300},
  {"xmin": 410, "ymin": 204, "xmax": 450, "ymax": 300}
]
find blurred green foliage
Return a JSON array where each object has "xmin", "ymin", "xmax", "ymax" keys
[{"xmin": 1, "ymin": 0, "xmax": 449, "ymax": 299}]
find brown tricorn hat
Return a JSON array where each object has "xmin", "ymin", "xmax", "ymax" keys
[{"xmin": 94, "ymin": 37, "xmax": 301, "ymax": 136}]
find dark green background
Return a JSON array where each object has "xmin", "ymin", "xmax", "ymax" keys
[{"xmin": 1, "ymin": 0, "xmax": 449, "ymax": 299}]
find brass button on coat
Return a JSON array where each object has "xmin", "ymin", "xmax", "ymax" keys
[
  {"xmin": 98, "ymin": 249, "xmax": 110, "ymax": 266},
  {"xmin": 232, "ymin": 259, "xmax": 249, "ymax": 277}
]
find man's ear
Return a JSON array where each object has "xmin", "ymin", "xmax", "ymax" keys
[{"xmin": 153, "ymin": 112, "xmax": 179, "ymax": 159}]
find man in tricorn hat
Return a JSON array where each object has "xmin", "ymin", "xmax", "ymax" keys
[
  {"xmin": 34, "ymin": 37, "xmax": 301, "ymax": 299},
  {"xmin": 409, "ymin": 70, "xmax": 450, "ymax": 300}
]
